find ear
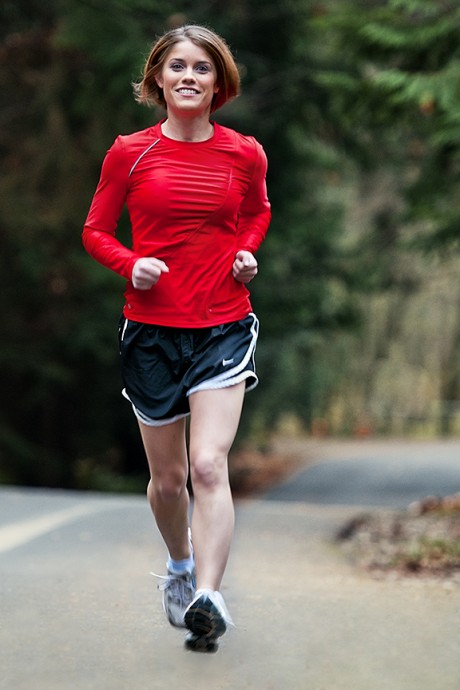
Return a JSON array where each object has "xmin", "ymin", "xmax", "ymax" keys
[
  {"xmin": 214, "ymin": 85, "xmax": 220, "ymax": 93},
  {"xmin": 155, "ymin": 73, "xmax": 164, "ymax": 89}
]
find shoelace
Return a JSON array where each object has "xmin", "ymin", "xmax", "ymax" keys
[{"xmin": 151, "ymin": 572, "xmax": 195, "ymax": 607}]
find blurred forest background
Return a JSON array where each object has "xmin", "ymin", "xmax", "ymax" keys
[{"xmin": 2, "ymin": 0, "xmax": 460, "ymax": 492}]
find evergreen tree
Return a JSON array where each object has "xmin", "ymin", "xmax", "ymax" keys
[
  {"xmin": 310, "ymin": 0, "xmax": 460, "ymax": 434},
  {"xmin": 314, "ymin": 0, "xmax": 460, "ymax": 249}
]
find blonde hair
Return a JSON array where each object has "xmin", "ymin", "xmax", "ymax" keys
[{"xmin": 133, "ymin": 25, "xmax": 240, "ymax": 113}]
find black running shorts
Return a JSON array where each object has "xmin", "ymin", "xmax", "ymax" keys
[{"xmin": 118, "ymin": 313, "xmax": 259, "ymax": 426}]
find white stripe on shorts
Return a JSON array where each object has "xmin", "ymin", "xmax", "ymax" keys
[{"xmin": 187, "ymin": 313, "xmax": 259, "ymax": 396}]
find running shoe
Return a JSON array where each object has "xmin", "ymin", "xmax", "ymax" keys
[
  {"xmin": 184, "ymin": 588, "xmax": 233, "ymax": 640},
  {"xmin": 184, "ymin": 631, "xmax": 219, "ymax": 653},
  {"xmin": 155, "ymin": 570, "xmax": 196, "ymax": 628}
]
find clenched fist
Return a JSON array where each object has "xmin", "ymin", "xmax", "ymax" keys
[
  {"xmin": 232, "ymin": 250, "xmax": 258, "ymax": 284},
  {"xmin": 132, "ymin": 257, "xmax": 169, "ymax": 290}
]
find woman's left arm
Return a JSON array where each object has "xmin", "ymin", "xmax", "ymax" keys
[{"xmin": 233, "ymin": 140, "xmax": 271, "ymax": 283}]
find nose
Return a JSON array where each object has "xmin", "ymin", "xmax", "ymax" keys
[{"xmin": 182, "ymin": 66, "xmax": 196, "ymax": 81}]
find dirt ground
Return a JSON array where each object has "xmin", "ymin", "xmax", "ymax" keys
[
  {"xmin": 229, "ymin": 436, "xmax": 308, "ymax": 497},
  {"xmin": 336, "ymin": 496, "xmax": 460, "ymax": 583}
]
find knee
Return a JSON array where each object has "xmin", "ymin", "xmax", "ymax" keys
[
  {"xmin": 190, "ymin": 451, "xmax": 227, "ymax": 492},
  {"xmin": 147, "ymin": 471, "xmax": 187, "ymax": 503}
]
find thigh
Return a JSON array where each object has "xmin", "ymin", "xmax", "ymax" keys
[
  {"xmin": 188, "ymin": 383, "xmax": 246, "ymax": 458},
  {"xmin": 138, "ymin": 417, "xmax": 188, "ymax": 480}
]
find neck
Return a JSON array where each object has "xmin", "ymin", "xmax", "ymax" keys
[{"xmin": 161, "ymin": 115, "xmax": 214, "ymax": 142}]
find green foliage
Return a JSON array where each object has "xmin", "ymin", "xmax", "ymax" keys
[{"xmin": 313, "ymin": 0, "xmax": 460, "ymax": 249}]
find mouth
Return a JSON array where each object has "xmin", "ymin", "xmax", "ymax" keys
[{"xmin": 176, "ymin": 88, "xmax": 200, "ymax": 96}]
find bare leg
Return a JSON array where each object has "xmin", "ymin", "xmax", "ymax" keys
[
  {"xmin": 138, "ymin": 418, "xmax": 192, "ymax": 561},
  {"xmin": 188, "ymin": 382, "xmax": 245, "ymax": 591}
]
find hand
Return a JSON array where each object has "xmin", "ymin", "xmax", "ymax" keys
[
  {"xmin": 132, "ymin": 257, "xmax": 169, "ymax": 290},
  {"xmin": 232, "ymin": 250, "xmax": 258, "ymax": 284}
]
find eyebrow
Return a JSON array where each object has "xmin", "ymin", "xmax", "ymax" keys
[{"xmin": 167, "ymin": 57, "xmax": 213, "ymax": 66}]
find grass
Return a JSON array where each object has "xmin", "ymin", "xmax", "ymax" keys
[{"xmin": 395, "ymin": 536, "xmax": 460, "ymax": 573}]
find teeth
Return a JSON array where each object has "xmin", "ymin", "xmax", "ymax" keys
[{"xmin": 178, "ymin": 89, "xmax": 198, "ymax": 95}]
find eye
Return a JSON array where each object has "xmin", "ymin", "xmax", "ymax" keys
[
  {"xmin": 195, "ymin": 64, "xmax": 211, "ymax": 73},
  {"xmin": 170, "ymin": 62, "xmax": 184, "ymax": 71}
]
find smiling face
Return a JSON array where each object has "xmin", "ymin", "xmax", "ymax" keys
[{"xmin": 155, "ymin": 39, "xmax": 219, "ymax": 117}]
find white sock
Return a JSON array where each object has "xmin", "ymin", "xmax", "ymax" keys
[{"xmin": 167, "ymin": 554, "xmax": 195, "ymax": 575}]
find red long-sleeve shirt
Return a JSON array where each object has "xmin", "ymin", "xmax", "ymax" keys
[{"xmin": 82, "ymin": 121, "xmax": 271, "ymax": 327}]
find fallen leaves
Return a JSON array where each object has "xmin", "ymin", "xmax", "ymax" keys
[{"xmin": 337, "ymin": 493, "xmax": 460, "ymax": 582}]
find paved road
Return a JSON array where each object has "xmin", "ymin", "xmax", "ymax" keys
[
  {"xmin": 267, "ymin": 438, "xmax": 460, "ymax": 507},
  {"xmin": 1, "ymin": 439, "xmax": 460, "ymax": 690}
]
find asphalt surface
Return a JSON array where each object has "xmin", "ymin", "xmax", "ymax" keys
[
  {"xmin": 267, "ymin": 438, "xmax": 460, "ymax": 507},
  {"xmin": 1, "ymin": 439, "xmax": 460, "ymax": 690}
]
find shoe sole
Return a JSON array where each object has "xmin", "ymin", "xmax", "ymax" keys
[
  {"xmin": 184, "ymin": 597, "xmax": 227, "ymax": 639},
  {"xmin": 184, "ymin": 632, "xmax": 218, "ymax": 653}
]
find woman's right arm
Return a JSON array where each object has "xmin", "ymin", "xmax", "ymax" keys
[{"xmin": 82, "ymin": 137, "xmax": 139, "ymax": 280}]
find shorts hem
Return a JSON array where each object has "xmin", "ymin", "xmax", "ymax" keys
[
  {"xmin": 122, "ymin": 389, "xmax": 190, "ymax": 427},
  {"xmin": 188, "ymin": 371, "xmax": 258, "ymax": 396}
]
